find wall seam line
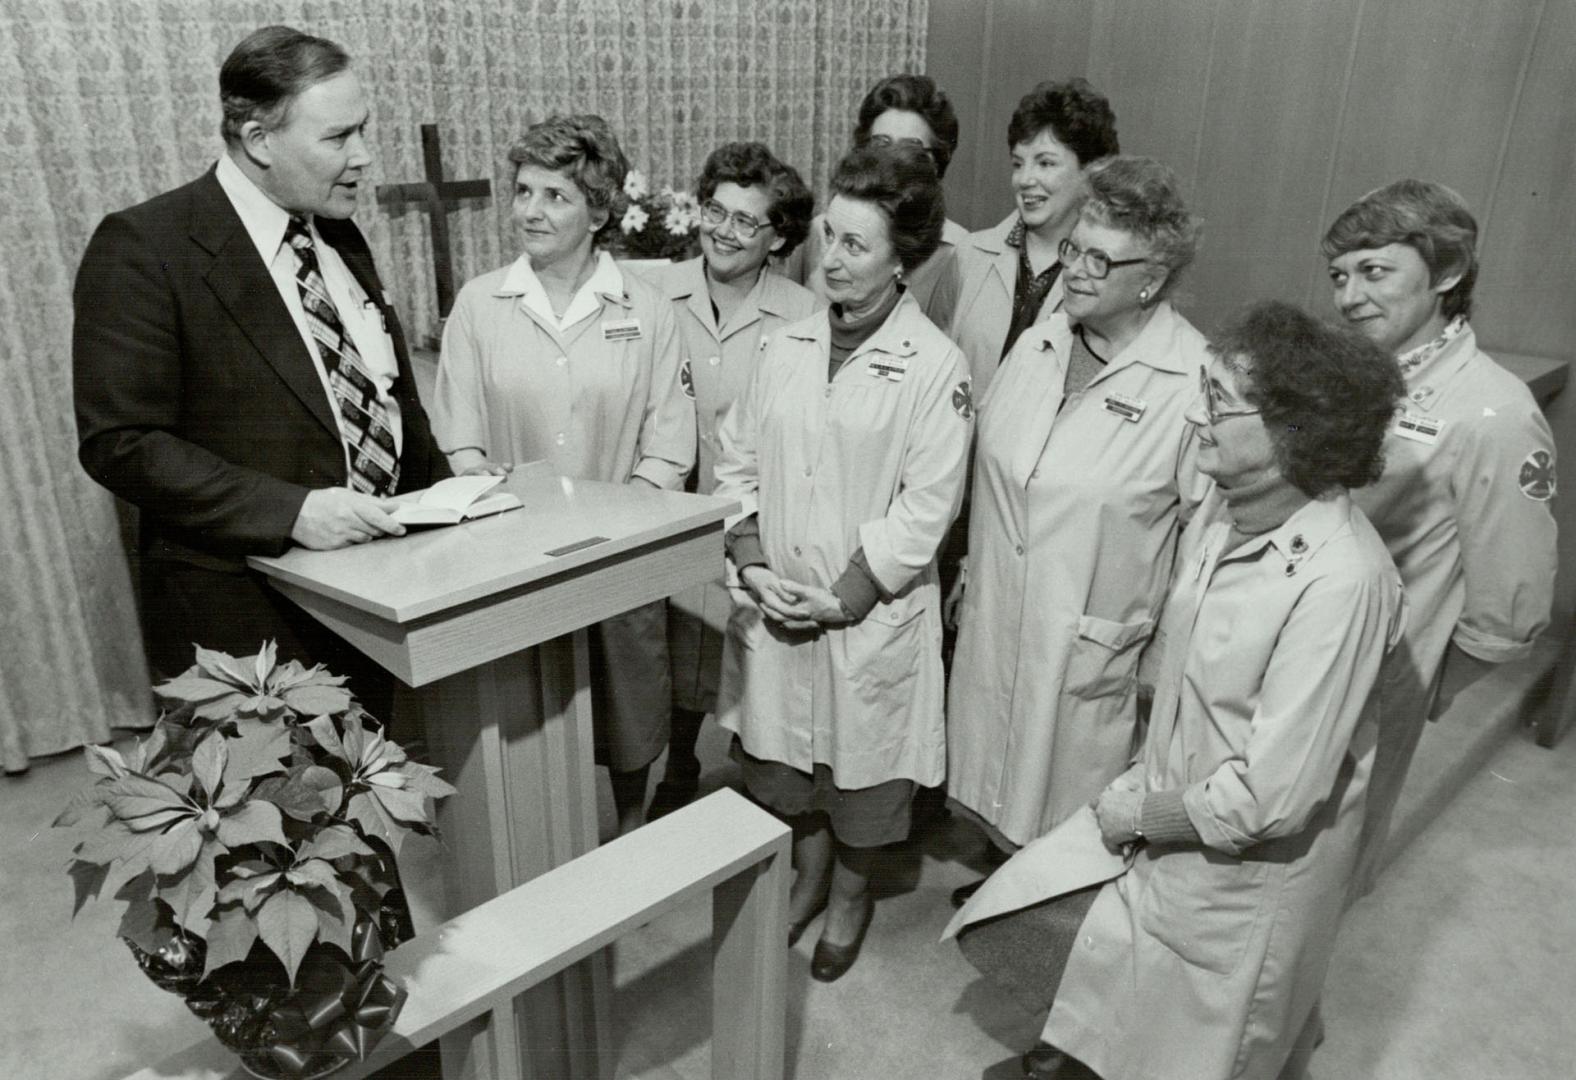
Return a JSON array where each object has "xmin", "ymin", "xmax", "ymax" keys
[{"xmin": 1478, "ymin": 0, "xmax": 1549, "ymax": 256}]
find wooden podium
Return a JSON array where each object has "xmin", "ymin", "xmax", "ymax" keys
[{"xmin": 249, "ymin": 464, "xmax": 735, "ymax": 1080}]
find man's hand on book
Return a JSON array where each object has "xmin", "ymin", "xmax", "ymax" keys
[{"xmin": 291, "ymin": 488, "xmax": 406, "ymax": 549}]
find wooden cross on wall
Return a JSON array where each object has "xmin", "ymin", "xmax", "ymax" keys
[{"xmin": 376, "ymin": 124, "xmax": 492, "ymax": 318}]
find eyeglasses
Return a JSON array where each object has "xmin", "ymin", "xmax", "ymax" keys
[
  {"xmin": 1198, "ymin": 367, "xmax": 1262, "ymax": 424},
  {"xmin": 867, "ymin": 133, "xmax": 938, "ymax": 163},
  {"xmin": 699, "ymin": 200, "xmax": 771, "ymax": 240},
  {"xmin": 1057, "ymin": 237, "xmax": 1150, "ymax": 280}
]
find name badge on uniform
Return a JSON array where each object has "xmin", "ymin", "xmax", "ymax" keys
[
  {"xmin": 1394, "ymin": 411, "xmax": 1444, "ymax": 445},
  {"xmin": 867, "ymin": 355, "xmax": 909, "ymax": 382},
  {"xmin": 602, "ymin": 318, "xmax": 642, "ymax": 342},
  {"xmin": 1103, "ymin": 393, "xmax": 1147, "ymax": 423}
]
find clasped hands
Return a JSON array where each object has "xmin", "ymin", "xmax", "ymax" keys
[
  {"xmin": 738, "ymin": 564, "xmax": 851, "ymax": 631},
  {"xmin": 1092, "ymin": 785, "xmax": 1145, "ymax": 851}
]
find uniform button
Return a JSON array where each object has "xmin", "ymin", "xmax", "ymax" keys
[
  {"xmin": 793, "ymin": 545, "xmax": 803, "ymax": 556},
  {"xmin": 1015, "ymin": 544, "xmax": 1025, "ymax": 556},
  {"xmin": 803, "ymin": 466, "xmax": 812, "ymax": 477},
  {"xmin": 555, "ymin": 432, "xmax": 566, "ymax": 446},
  {"xmin": 708, "ymin": 355, "xmax": 720, "ymax": 366},
  {"xmin": 556, "ymin": 356, "xmax": 567, "ymax": 367}
]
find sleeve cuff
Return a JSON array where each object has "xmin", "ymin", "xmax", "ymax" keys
[
  {"xmin": 725, "ymin": 516, "xmax": 767, "ymax": 570},
  {"xmin": 1139, "ymin": 789, "xmax": 1201, "ymax": 845},
  {"xmin": 1451, "ymin": 623, "xmax": 1537, "ymax": 664},
  {"xmin": 831, "ymin": 548, "xmax": 885, "ymax": 620},
  {"xmin": 632, "ymin": 458, "xmax": 685, "ymax": 491}
]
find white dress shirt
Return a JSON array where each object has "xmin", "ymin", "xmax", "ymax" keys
[{"xmin": 214, "ymin": 153, "xmax": 403, "ymax": 461}]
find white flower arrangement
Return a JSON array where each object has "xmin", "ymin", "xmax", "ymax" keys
[{"xmin": 612, "ymin": 169, "xmax": 700, "ymax": 260}]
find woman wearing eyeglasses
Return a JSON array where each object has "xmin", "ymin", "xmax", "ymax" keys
[
  {"xmin": 640, "ymin": 142, "xmax": 818, "ymax": 820},
  {"xmin": 781, "ymin": 73, "xmax": 968, "ymax": 326},
  {"xmin": 946, "ymin": 156, "xmax": 1208, "ymax": 906}
]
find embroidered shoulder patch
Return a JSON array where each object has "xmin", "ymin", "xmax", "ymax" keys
[
  {"xmin": 679, "ymin": 357, "xmax": 696, "ymax": 399},
  {"xmin": 952, "ymin": 379, "xmax": 974, "ymax": 419},
  {"xmin": 1518, "ymin": 449, "xmax": 1556, "ymax": 501}
]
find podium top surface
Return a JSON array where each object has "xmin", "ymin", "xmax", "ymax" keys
[{"xmin": 249, "ymin": 465, "xmax": 736, "ymax": 623}]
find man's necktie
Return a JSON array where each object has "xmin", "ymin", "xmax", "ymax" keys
[{"xmin": 285, "ymin": 215, "xmax": 399, "ymax": 496}]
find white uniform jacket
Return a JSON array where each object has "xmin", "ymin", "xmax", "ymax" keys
[
  {"xmin": 946, "ymin": 213, "xmax": 1065, "ymax": 396},
  {"xmin": 712, "ymin": 293, "xmax": 972, "ymax": 788},
  {"xmin": 1007, "ymin": 490, "xmax": 1406, "ymax": 1080},
  {"xmin": 947, "ymin": 304, "xmax": 1208, "ymax": 846},
  {"xmin": 649, "ymin": 256, "xmax": 817, "ymax": 711}
]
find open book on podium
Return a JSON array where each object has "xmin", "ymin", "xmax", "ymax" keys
[{"xmin": 390, "ymin": 470, "xmax": 526, "ymax": 527}]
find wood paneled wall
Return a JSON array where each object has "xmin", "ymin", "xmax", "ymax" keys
[{"xmin": 928, "ymin": 0, "xmax": 1575, "ymax": 618}]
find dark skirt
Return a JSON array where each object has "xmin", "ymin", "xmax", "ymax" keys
[
  {"xmin": 590, "ymin": 600, "xmax": 672, "ymax": 772},
  {"xmin": 731, "ymin": 738, "xmax": 915, "ymax": 848},
  {"xmin": 956, "ymin": 884, "xmax": 1102, "ymax": 1013}
]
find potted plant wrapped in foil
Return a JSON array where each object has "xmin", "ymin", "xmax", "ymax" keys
[{"xmin": 55, "ymin": 643, "xmax": 455, "ymax": 1079}]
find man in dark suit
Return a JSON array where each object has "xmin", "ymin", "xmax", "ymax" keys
[{"xmin": 73, "ymin": 25, "xmax": 450, "ymax": 716}]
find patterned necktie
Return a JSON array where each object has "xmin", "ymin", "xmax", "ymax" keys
[{"xmin": 285, "ymin": 215, "xmax": 399, "ymax": 495}]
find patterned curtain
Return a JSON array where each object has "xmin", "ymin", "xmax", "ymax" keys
[{"xmin": 0, "ymin": 0, "xmax": 927, "ymax": 770}]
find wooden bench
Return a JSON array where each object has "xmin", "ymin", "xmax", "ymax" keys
[{"xmin": 125, "ymin": 787, "xmax": 790, "ymax": 1080}]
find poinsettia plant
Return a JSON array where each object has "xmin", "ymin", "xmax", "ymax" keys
[{"xmin": 55, "ymin": 643, "xmax": 453, "ymax": 1073}]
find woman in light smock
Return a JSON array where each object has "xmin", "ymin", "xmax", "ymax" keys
[
  {"xmin": 713, "ymin": 143, "xmax": 971, "ymax": 981},
  {"xmin": 642, "ymin": 142, "xmax": 818, "ymax": 820},
  {"xmin": 947, "ymin": 78, "xmax": 1120, "ymax": 396},
  {"xmin": 956, "ymin": 302, "xmax": 1407, "ymax": 1080},
  {"xmin": 1322, "ymin": 180, "xmax": 1557, "ymax": 894},
  {"xmin": 780, "ymin": 73, "xmax": 968, "ymax": 326},
  {"xmin": 432, "ymin": 115, "xmax": 694, "ymax": 835},
  {"xmin": 946, "ymin": 157, "xmax": 1207, "ymax": 906}
]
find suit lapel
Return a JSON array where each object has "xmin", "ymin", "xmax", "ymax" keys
[{"xmin": 188, "ymin": 170, "xmax": 341, "ymax": 440}]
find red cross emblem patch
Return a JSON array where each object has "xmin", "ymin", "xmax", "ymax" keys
[
  {"xmin": 1518, "ymin": 449, "xmax": 1556, "ymax": 501},
  {"xmin": 952, "ymin": 379, "xmax": 973, "ymax": 420},
  {"xmin": 679, "ymin": 357, "xmax": 696, "ymax": 400}
]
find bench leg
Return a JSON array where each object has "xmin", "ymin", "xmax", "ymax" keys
[{"xmin": 711, "ymin": 837, "xmax": 790, "ymax": 1080}]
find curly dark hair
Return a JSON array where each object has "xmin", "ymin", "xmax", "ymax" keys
[
  {"xmin": 695, "ymin": 141, "xmax": 815, "ymax": 256},
  {"xmin": 1007, "ymin": 77, "xmax": 1119, "ymax": 164},
  {"xmin": 1321, "ymin": 179, "xmax": 1479, "ymax": 321},
  {"xmin": 829, "ymin": 142, "xmax": 946, "ymax": 274},
  {"xmin": 851, "ymin": 73, "xmax": 961, "ymax": 180},
  {"xmin": 1213, "ymin": 301, "xmax": 1403, "ymax": 497},
  {"xmin": 508, "ymin": 114, "xmax": 629, "ymax": 244}
]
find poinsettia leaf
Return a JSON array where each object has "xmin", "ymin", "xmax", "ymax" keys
[
  {"xmin": 192, "ymin": 692, "xmax": 249, "ymax": 722},
  {"xmin": 219, "ymin": 721, "xmax": 292, "ymax": 791},
  {"xmin": 218, "ymin": 869, "xmax": 283, "ymax": 912},
  {"xmin": 75, "ymin": 821, "xmax": 141, "ymax": 866},
  {"xmin": 117, "ymin": 896, "xmax": 173, "ymax": 953},
  {"xmin": 84, "ymin": 743, "xmax": 130, "ymax": 780},
  {"xmin": 284, "ymin": 858, "xmax": 340, "ymax": 892},
  {"xmin": 103, "ymin": 774, "xmax": 195, "ymax": 829},
  {"xmin": 148, "ymin": 819, "xmax": 208, "ymax": 876},
  {"xmin": 203, "ymin": 905, "xmax": 260, "ymax": 977},
  {"xmin": 156, "ymin": 674, "xmax": 245, "ymax": 706},
  {"xmin": 370, "ymin": 784, "xmax": 431, "ymax": 826},
  {"xmin": 158, "ymin": 843, "xmax": 220, "ymax": 935},
  {"xmin": 367, "ymin": 771, "xmax": 407, "ymax": 789},
  {"xmin": 254, "ymin": 641, "xmax": 277, "ymax": 690},
  {"xmin": 124, "ymin": 725, "xmax": 172, "ymax": 774},
  {"xmin": 341, "ymin": 715, "xmax": 369, "ymax": 769},
  {"xmin": 252, "ymin": 768, "xmax": 335, "ymax": 823},
  {"xmin": 67, "ymin": 860, "xmax": 112, "ymax": 916},
  {"xmin": 305, "ymin": 885, "xmax": 355, "ymax": 958},
  {"xmin": 345, "ymin": 791, "xmax": 403, "ymax": 855},
  {"xmin": 257, "ymin": 889, "xmax": 320, "ymax": 986},
  {"xmin": 398, "ymin": 764, "xmax": 457, "ymax": 801},
  {"xmin": 305, "ymin": 716, "xmax": 348, "ymax": 764},
  {"xmin": 53, "ymin": 787, "xmax": 112, "ymax": 829},
  {"xmin": 194, "ymin": 646, "xmax": 256, "ymax": 689},
  {"xmin": 298, "ymin": 825, "xmax": 373, "ymax": 862},
  {"xmin": 216, "ymin": 802, "xmax": 286, "ymax": 849},
  {"xmin": 279, "ymin": 683, "xmax": 353, "ymax": 718},
  {"xmin": 191, "ymin": 735, "xmax": 227, "ymax": 801}
]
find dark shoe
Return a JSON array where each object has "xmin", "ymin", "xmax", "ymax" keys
[
  {"xmin": 646, "ymin": 777, "xmax": 698, "ymax": 821},
  {"xmin": 1021, "ymin": 1041, "xmax": 1068, "ymax": 1079},
  {"xmin": 787, "ymin": 895, "xmax": 829, "ymax": 948},
  {"xmin": 810, "ymin": 895, "xmax": 873, "ymax": 982},
  {"xmin": 951, "ymin": 877, "xmax": 985, "ymax": 909}
]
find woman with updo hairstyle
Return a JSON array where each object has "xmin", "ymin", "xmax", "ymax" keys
[
  {"xmin": 432, "ymin": 114, "xmax": 695, "ymax": 835},
  {"xmin": 641, "ymin": 141, "xmax": 818, "ymax": 820},
  {"xmin": 784, "ymin": 72, "xmax": 969, "ymax": 325},
  {"xmin": 948, "ymin": 77, "xmax": 1120, "ymax": 395},
  {"xmin": 953, "ymin": 301, "xmax": 1408, "ymax": 1080},
  {"xmin": 712, "ymin": 142, "xmax": 972, "ymax": 981},
  {"xmin": 946, "ymin": 156, "xmax": 1209, "ymax": 908},
  {"xmin": 1322, "ymin": 180, "xmax": 1556, "ymax": 896}
]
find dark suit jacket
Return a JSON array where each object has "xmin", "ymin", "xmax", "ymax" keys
[{"xmin": 73, "ymin": 165, "xmax": 449, "ymax": 682}]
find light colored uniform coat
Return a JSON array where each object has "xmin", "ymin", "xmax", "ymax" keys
[
  {"xmin": 947, "ymin": 304, "xmax": 1207, "ymax": 847},
  {"xmin": 432, "ymin": 253, "xmax": 695, "ymax": 769},
  {"xmin": 648, "ymin": 256, "xmax": 817, "ymax": 711},
  {"xmin": 1032, "ymin": 490, "xmax": 1406, "ymax": 1080},
  {"xmin": 1352, "ymin": 322, "xmax": 1557, "ymax": 891},
  {"xmin": 946, "ymin": 213, "xmax": 1065, "ymax": 396},
  {"xmin": 712, "ymin": 294, "xmax": 972, "ymax": 788}
]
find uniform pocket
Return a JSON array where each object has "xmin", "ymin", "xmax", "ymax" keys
[
  {"xmin": 1135, "ymin": 848, "xmax": 1269, "ymax": 976},
  {"xmin": 845, "ymin": 595, "xmax": 926, "ymax": 701},
  {"xmin": 1062, "ymin": 614, "xmax": 1154, "ymax": 700}
]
